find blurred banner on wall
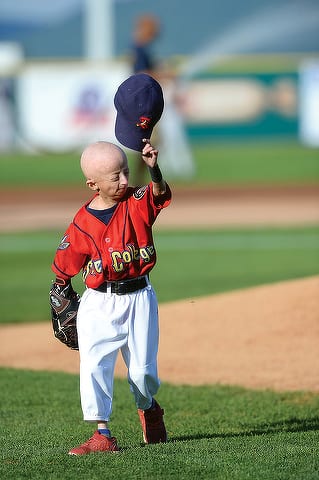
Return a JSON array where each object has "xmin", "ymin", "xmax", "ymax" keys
[
  {"xmin": 15, "ymin": 61, "xmax": 318, "ymax": 150},
  {"xmin": 180, "ymin": 72, "xmax": 298, "ymax": 140},
  {"xmin": 16, "ymin": 62, "xmax": 130, "ymax": 151}
]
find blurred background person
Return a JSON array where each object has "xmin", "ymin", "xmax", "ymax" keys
[
  {"xmin": 131, "ymin": 14, "xmax": 160, "ymax": 78},
  {"xmin": 129, "ymin": 14, "xmax": 160, "ymax": 185},
  {"xmin": 128, "ymin": 13, "xmax": 195, "ymax": 185},
  {"xmin": 0, "ymin": 78, "xmax": 15, "ymax": 152}
]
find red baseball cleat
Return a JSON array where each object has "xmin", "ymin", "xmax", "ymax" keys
[
  {"xmin": 138, "ymin": 400, "xmax": 167, "ymax": 444},
  {"xmin": 68, "ymin": 430, "xmax": 119, "ymax": 455}
]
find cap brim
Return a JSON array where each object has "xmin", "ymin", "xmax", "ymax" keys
[{"xmin": 115, "ymin": 114, "xmax": 154, "ymax": 152}]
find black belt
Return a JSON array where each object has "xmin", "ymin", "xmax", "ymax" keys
[{"xmin": 94, "ymin": 276, "xmax": 148, "ymax": 295}]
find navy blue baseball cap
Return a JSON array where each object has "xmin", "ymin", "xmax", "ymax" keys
[{"xmin": 114, "ymin": 73, "xmax": 164, "ymax": 152}]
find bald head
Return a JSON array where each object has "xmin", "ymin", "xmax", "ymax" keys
[{"xmin": 80, "ymin": 141, "xmax": 127, "ymax": 182}]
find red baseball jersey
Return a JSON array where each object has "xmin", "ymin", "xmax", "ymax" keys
[{"xmin": 52, "ymin": 183, "xmax": 171, "ymax": 288}]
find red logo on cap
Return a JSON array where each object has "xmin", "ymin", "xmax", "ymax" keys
[{"xmin": 136, "ymin": 116, "xmax": 151, "ymax": 129}]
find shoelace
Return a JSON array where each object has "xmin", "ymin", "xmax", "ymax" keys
[{"xmin": 81, "ymin": 434, "xmax": 98, "ymax": 447}]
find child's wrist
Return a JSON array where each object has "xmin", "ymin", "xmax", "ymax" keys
[{"xmin": 148, "ymin": 164, "xmax": 163, "ymax": 183}]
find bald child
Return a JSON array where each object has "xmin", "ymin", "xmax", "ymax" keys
[{"xmin": 51, "ymin": 140, "xmax": 171, "ymax": 455}]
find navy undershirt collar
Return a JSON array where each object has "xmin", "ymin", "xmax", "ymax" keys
[{"xmin": 86, "ymin": 204, "xmax": 117, "ymax": 225}]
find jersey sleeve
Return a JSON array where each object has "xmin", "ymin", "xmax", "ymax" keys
[
  {"xmin": 132, "ymin": 182, "xmax": 172, "ymax": 226},
  {"xmin": 51, "ymin": 222, "xmax": 88, "ymax": 280}
]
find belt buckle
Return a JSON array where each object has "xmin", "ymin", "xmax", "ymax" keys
[
  {"xmin": 111, "ymin": 277, "xmax": 145, "ymax": 295},
  {"xmin": 112, "ymin": 281, "xmax": 124, "ymax": 295}
]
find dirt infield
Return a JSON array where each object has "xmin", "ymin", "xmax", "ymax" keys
[
  {"xmin": 0, "ymin": 184, "xmax": 318, "ymax": 391},
  {"xmin": 0, "ymin": 184, "xmax": 319, "ymax": 231},
  {"xmin": 0, "ymin": 276, "xmax": 318, "ymax": 391}
]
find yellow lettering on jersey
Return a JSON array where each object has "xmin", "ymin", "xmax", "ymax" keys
[
  {"xmin": 111, "ymin": 244, "xmax": 155, "ymax": 272},
  {"xmin": 111, "ymin": 251, "xmax": 124, "ymax": 272},
  {"xmin": 127, "ymin": 244, "xmax": 140, "ymax": 260},
  {"xmin": 139, "ymin": 247, "xmax": 150, "ymax": 262},
  {"xmin": 122, "ymin": 250, "xmax": 132, "ymax": 263},
  {"xmin": 94, "ymin": 260, "xmax": 103, "ymax": 273},
  {"xmin": 82, "ymin": 258, "xmax": 103, "ymax": 280}
]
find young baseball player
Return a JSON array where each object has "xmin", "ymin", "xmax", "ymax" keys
[{"xmin": 51, "ymin": 74, "xmax": 171, "ymax": 455}]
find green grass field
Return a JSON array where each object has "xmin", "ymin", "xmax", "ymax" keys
[
  {"xmin": 0, "ymin": 226, "xmax": 318, "ymax": 324},
  {"xmin": 1, "ymin": 369, "xmax": 318, "ymax": 479},
  {"xmin": 0, "ymin": 141, "xmax": 318, "ymax": 478},
  {"xmin": 0, "ymin": 140, "xmax": 318, "ymax": 187}
]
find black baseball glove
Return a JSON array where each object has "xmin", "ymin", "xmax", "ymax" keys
[{"xmin": 49, "ymin": 279, "xmax": 81, "ymax": 350}]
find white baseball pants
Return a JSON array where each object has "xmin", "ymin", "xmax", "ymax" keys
[{"xmin": 76, "ymin": 281, "xmax": 160, "ymax": 422}]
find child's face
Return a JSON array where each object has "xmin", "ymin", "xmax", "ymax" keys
[
  {"xmin": 82, "ymin": 142, "xmax": 130, "ymax": 204},
  {"xmin": 94, "ymin": 155, "xmax": 129, "ymax": 202}
]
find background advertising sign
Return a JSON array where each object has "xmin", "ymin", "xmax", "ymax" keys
[{"xmin": 17, "ymin": 63, "xmax": 130, "ymax": 151}]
